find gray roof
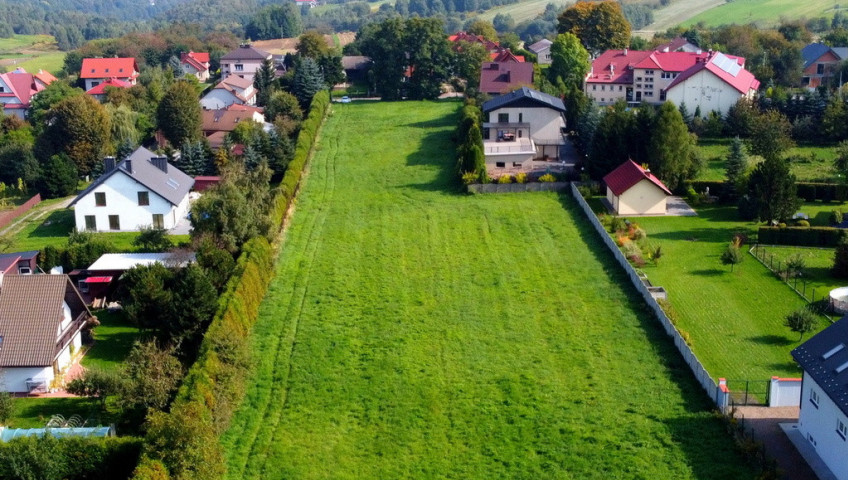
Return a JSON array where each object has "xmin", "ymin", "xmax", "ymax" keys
[
  {"xmin": 801, "ymin": 42, "xmax": 848, "ymax": 69},
  {"xmin": 70, "ymin": 147, "xmax": 194, "ymax": 207},
  {"xmin": 527, "ymin": 39, "xmax": 552, "ymax": 54},
  {"xmin": 482, "ymin": 86, "xmax": 566, "ymax": 113},
  {"xmin": 791, "ymin": 316, "xmax": 848, "ymax": 417},
  {"xmin": 0, "ymin": 275, "xmax": 90, "ymax": 367},
  {"xmin": 221, "ymin": 44, "xmax": 271, "ymax": 61},
  {"xmin": 341, "ymin": 56, "xmax": 372, "ymax": 70}
]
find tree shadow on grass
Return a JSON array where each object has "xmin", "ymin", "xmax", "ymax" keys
[
  {"xmin": 690, "ymin": 269, "xmax": 724, "ymax": 276},
  {"xmin": 26, "ymin": 209, "xmax": 74, "ymax": 239},
  {"xmin": 402, "ymin": 122, "xmax": 467, "ymax": 195},
  {"xmin": 9, "ymin": 397, "xmax": 94, "ymax": 428},
  {"xmin": 648, "ymin": 227, "xmax": 739, "ymax": 243},
  {"xmin": 748, "ymin": 335, "xmax": 795, "ymax": 346}
]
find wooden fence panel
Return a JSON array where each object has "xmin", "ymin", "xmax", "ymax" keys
[{"xmin": 0, "ymin": 194, "xmax": 41, "ymax": 231}]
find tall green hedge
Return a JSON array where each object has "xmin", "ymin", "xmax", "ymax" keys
[
  {"xmin": 0, "ymin": 435, "xmax": 142, "ymax": 480},
  {"xmin": 132, "ymin": 90, "xmax": 330, "ymax": 480},
  {"xmin": 758, "ymin": 226, "xmax": 847, "ymax": 247}
]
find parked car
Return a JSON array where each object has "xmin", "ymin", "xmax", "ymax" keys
[{"xmin": 340, "ymin": 96, "xmax": 351, "ymax": 103}]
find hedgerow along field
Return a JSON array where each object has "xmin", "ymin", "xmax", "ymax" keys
[{"xmin": 220, "ymin": 100, "xmax": 754, "ymax": 478}]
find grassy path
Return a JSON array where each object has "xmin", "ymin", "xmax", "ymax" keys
[{"xmin": 220, "ymin": 100, "xmax": 753, "ymax": 479}]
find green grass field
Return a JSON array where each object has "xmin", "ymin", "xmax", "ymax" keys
[
  {"xmin": 5, "ymin": 397, "xmax": 95, "ymax": 429},
  {"xmin": 220, "ymin": 100, "xmax": 754, "ymax": 479},
  {"xmin": 696, "ymin": 138, "xmax": 840, "ymax": 183},
  {"xmin": 0, "ymin": 34, "xmax": 63, "ymax": 74},
  {"xmin": 632, "ymin": 206, "xmax": 825, "ymax": 381},
  {"xmin": 683, "ymin": 0, "xmax": 843, "ymax": 27},
  {"xmin": 81, "ymin": 309, "xmax": 145, "ymax": 372},
  {"xmin": 753, "ymin": 245, "xmax": 842, "ymax": 297}
]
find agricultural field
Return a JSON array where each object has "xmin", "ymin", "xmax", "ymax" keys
[
  {"xmin": 632, "ymin": 206, "xmax": 827, "ymax": 381},
  {"xmin": 683, "ymin": 0, "xmax": 844, "ymax": 28},
  {"xmin": 633, "ymin": 0, "xmax": 725, "ymax": 37},
  {"xmin": 221, "ymin": 100, "xmax": 754, "ymax": 479},
  {"xmin": 0, "ymin": 34, "xmax": 64, "ymax": 74},
  {"xmin": 696, "ymin": 137, "xmax": 840, "ymax": 183}
]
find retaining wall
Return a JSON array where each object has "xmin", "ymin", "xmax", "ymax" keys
[
  {"xmin": 468, "ymin": 182, "xmax": 569, "ymax": 194},
  {"xmin": 569, "ymin": 183, "xmax": 726, "ymax": 410}
]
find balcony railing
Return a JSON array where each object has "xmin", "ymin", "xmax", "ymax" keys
[{"xmin": 484, "ymin": 139, "xmax": 536, "ymax": 155}]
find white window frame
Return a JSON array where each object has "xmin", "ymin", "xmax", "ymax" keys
[
  {"xmin": 811, "ymin": 389, "xmax": 820, "ymax": 408},
  {"xmin": 838, "ymin": 419, "xmax": 848, "ymax": 440}
]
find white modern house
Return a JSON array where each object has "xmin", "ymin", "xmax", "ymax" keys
[
  {"xmin": 481, "ymin": 87, "xmax": 567, "ymax": 170},
  {"xmin": 603, "ymin": 160, "xmax": 672, "ymax": 215},
  {"xmin": 70, "ymin": 147, "xmax": 194, "ymax": 232},
  {"xmin": 200, "ymin": 76, "xmax": 257, "ymax": 110},
  {"xmin": 0, "ymin": 275, "xmax": 92, "ymax": 393},
  {"xmin": 791, "ymin": 317, "xmax": 848, "ymax": 480}
]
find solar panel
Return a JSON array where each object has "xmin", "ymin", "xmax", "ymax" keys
[{"xmin": 711, "ymin": 52, "xmax": 742, "ymax": 76}]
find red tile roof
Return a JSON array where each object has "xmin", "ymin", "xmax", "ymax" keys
[
  {"xmin": 603, "ymin": 160, "xmax": 672, "ymax": 196},
  {"xmin": 490, "ymin": 49, "xmax": 525, "ymax": 62},
  {"xmin": 0, "ymin": 69, "xmax": 53, "ymax": 107},
  {"xmin": 479, "ymin": 62, "xmax": 534, "ymax": 95},
  {"xmin": 180, "ymin": 51, "xmax": 210, "ymax": 72},
  {"xmin": 448, "ymin": 32, "xmax": 500, "ymax": 52},
  {"xmin": 665, "ymin": 51, "xmax": 759, "ymax": 94},
  {"xmin": 585, "ymin": 49, "xmax": 654, "ymax": 84},
  {"xmin": 85, "ymin": 78, "xmax": 132, "ymax": 95},
  {"xmin": 80, "ymin": 58, "xmax": 138, "ymax": 80}
]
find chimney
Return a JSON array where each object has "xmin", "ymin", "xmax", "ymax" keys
[
  {"xmin": 124, "ymin": 159, "xmax": 132, "ymax": 173},
  {"xmin": 104, "ymin": 156, "xmax": 116, "ymax": 172},
  {"xmin": 696, "ymin": 49, "xmax": 702, "ymax": 55},
  {"xmin": 151, "ymin": 156, "xmax": 168, "ymax": 173},
  {"xmin": 610, "ymin": 64, "xmax": 615, "ymax": 75}
]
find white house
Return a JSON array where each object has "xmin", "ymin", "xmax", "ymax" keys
[
  {"xmin": 481, "ymin": 87, "xmax": 567, "ymax": 170},
  {"xmin": 0, "ymin": 68, "xmax": 56, "ymax": 119},
  {"xmin": 180, "ymin": 51, "xmax": 211, "ymax": 82},
  {"xmin": 200, "ymin": 76, "xmax": 257, "ymax": 110},
  {"xmin": 603, "ymin": 160, "xmax": 672, "ymax": 215},
  {"xmin": 527, "ymin": 39, "xmax": 553, "ymax": 65},
  {"xmin": 69, "ymin": 147, "xmax": 194, "ymax": 232},
  {"xmin": 220, "ymin": 44, "xmax": 272, "ymax": 82},
  {"xmin": 0, "ymin": 275, "xmax": 92, "ymax": 393},
  {"xmin": 791, "ymin": 317, "xmax": 848, "ymax": 480},
  {"xmin": 79, "ymin": 57, "xmax": 139, "ymax": 91},
  {"xmin": 664, "ymin": 52, "xmax": 760, "ymax": 116}
]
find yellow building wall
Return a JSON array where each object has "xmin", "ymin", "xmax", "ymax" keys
[{"xmin": 612, "ymin": 180, "xmax": 667, "ymax": 215}]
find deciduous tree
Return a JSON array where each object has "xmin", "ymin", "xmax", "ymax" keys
[
  {"xmin": 747, "ymin": 109, "xmax": 794, "ymax": 162},
  {"xmin": 557, "ymin": 1, "xmax": 631, "ymax": 55},
  {"xmin": 36, "ymin": 95, "xmax": 110, "ymax": 176},
  {"xmin": 157, "ymin": 81, "xmax": 201, "ymax": 149},
  {"xmin": 784, "ymin": 308, "xmax": 818, "ymax": 341},
  {"xmin": 747, "ymin": 156, "xmax": 801, "ymax": 222},
  {"xmin": 466, "ymin": 20, "xmax": 498, "ymax": 42},
  {"xmin": 547, "ymin": 32, "xmax": 590, "ymax": 91}
]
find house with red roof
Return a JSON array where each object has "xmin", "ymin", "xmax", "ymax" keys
[
  {"xmin": 480, "ymin": 62, "xmax": 534, "ymax": 96},
  {"xmin": 603, "ymin": 160, "xmax": 672, "ymax": 215},
  {"xmin": 85, "ymin": 78, "xmax": 132, "ymax": 102},
  {"xmin": 654, "ymin": 37, "xmax": 700, "ymax": 53},
  {"xmin": 80, "ymin": 58, "xmax": 139, "ymax": 91},
  {"xmin": 490, "ymin": 49, "xmax": 525, "ymax": 63},
  {"xmin": 585, "ymin": 49, "xmax": 759, "ymax": 114},
  {"xmin": 181, "ymin": 51, "xmax": 211, "ymax": 82},
  {"xmin": 0, "ymin": 68, "xmax": 56, "ymax": 119},
  {"xmin": 448, "ymin": 32, "xmax": 500, "ymax": 53}
]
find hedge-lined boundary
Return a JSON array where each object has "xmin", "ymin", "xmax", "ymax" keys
[
  {"xmin": 688, "ymin": 180, "xmax": 848, "ymax": 203},
  {"xmin": 132, "ymin": 91, "xmax": 331, "ymax": 480},
  {"xmin": 758, "ymin": 226, "xmax": 847, "ymax": 247}
]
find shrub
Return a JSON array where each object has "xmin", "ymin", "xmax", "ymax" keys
[
  {"xmin": 758, "ymin": 226, "xmax": 845, "ymax": 247},
  {"xmin": 657, "ymin": 298, "xmax": 680, "ymax": 325},
  {"xmin": 796, "ymin": 219, "xmax": 810, "ymax": 227},
  {"xmin": 609, "ymin": 216, "xmax": 626, "ymax": 233},
  {"xmin": 777, "ymin": 223, "xmax": 787, "ymax": 228},
  {"xmin": 577, "ymin": 185, "xmax": 592, "ymax": 198},
  {"xmin": 784, "ymin": 253, "xmax": 805, "ymax": 278},
  {"xmin": 515, "ymin": 172, "xmax": 527, "ymax": 184},
  {"xmin": 133, "ymin": 227, "xmax": 173, "ymax": 253},
  {"xmin": 629, "ymin": 225, "xmax": 646, "ymax": 241},
  {"xmin": 784, "ymin": 307, "xmax": 818, "ymax": 341},
  {"xmin": 622, "ymin": 241, "xmax": 641, "ymax": 258},
  {"xmin": 0, "ymin": 435, "xmax": 142, "ymax": 480},
  {"xmin": 461, "ymin": 171, "xmax": 478, "ymax": 185},
  {"xmin": 538, "ymin": 173, "xmax": 556, "ymax": 182},
  {"xmin": 831, "ymin": 209, "xmax": 843, "ymax": 225},
  {"xmin": 0, "ymin": 391, "xmax": 11, "ymax": 424},
  {"xmin": 66, "ymin": 367, "xmax": 124, "ymax": 407},
  {"xmin": 497, "ymin": 175, "xmax": 512, "ymax": 184}
]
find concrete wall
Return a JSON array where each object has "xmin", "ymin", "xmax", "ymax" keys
[
  {"xmin": 769, "ymin": 377, "xmax": 802, "ymax": 407},
  {"xmin": 1, "ymin": 366, "xmax": 53, "ymax": 393},
  {"xmin": 467, "ymin": 182, "xmax": 569, "ymax": 194},
  {"xmin": 74, "ymin": 170, "xmax": 183, "ymax": 232},
  {"xmin": 665, "ymin": 69, "xmax": 747, "ymax": 115},
  {"xmin": 615, "ymin": 180, "xmax": 668, "ymax": 215},
  {"xmin": 570, "ymin": 183, "xmax": 725, "ymax": 410},
  {"xmin": 797, "ymin": 375, "xmax": 848, "ymax": 480}
]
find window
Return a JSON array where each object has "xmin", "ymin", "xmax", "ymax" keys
[
  {"xmin": 17, "ymin": 266, "xmax": 30, "ymax": 274},
  {"xmin": 108, "ymin": 215, "xmax": 120, "ymax": 231},
  {"xmin": 646, "ymin": 84, "xmax": 654, "ymax": 89},
  {"xmin": 105, "ymin": 68, "xmax": 109, "ymax": 73},
  {"xmin": 137, "ymin": 191, "xmax": 150, "ymax": 206},
  {"xmin": 235, "ymin": 64, "xmax": 244, "ymax": 71},
  {"xmin": 645, "ymin": 91, "xmax": 653, "ymax": 97},
  {"xmin": 618, "ymin": 85, "xmax": 623, "ymax": 91},
  {"xmin": 518, "ymin": 113, "xmax": 523, "ymax": 123},
  {"xmin": 592, "ymin": 85, "xmax": 596, "ymax": 91},
  {"xmin": 636, "ymin": 83, "xmax": 642, "ymax": 88},
  {"xmin": 498, "ymin": 113, "xmax": 509, "ymax": 123},
  {"xmin": 810, "ymin": 389, "xmax": 820, "ymax": 408},
  {"xmin": 94, "ymin": 192, "xmax": 106, "ymax": 206},
  {"xmin": 646, "ymin": 70, "xmax": 654, "ymax": 75},
  {"xmin": 601, "ymin": 85, "xmax": 606, "ymax": 91},
  {"xmin": 839, "ymin": 419, "xmax": 848, "ymax": 440},
  {"xmin": 636, "ymin": 77, "xmax": 642, "ymax": 81},
  {"xmin": 496, "ymin": 162, "xmax": 505, "ymax": 167},
  {"xmin": 84, "ymin": 215, "xmax": 96, "ymax": 231},
  {"xmin": 513, "ymin": 162, "xmax": 522, "ymax": 167},
  {"xmin": 0, "ymin": 87, "xmax": 4, "ymax": 92},
  {"xmin": 660, "ymin": 91, "xmax": 667, "ymax": 101},
  {"xmin": 817, "ymin": 63, "xmax": 825, "ymax": 75},
  {"xmin": 152, "ymin": 214, "xmax": 164, "ymax": 229},
  {"xmin": 78, "ymin": 280, "xmax": 89, "ymax": 294}
]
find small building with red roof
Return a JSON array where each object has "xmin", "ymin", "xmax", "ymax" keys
[
  {"xmin": 181, "ymin": 51, "xmax": 211, "ymax": 82},
  {"xmin": 585, "ymin": 49, "xmax": 758, "ymax": 114},
  {"xmin": 0, "ymin": 68, "xmax": 56, "ymax": 119},
  {"xmin": 80, "ymin": 58, "xmax": 139, "ymax": 91},
  {"xmin": 480, "ymin": 62, "xmax": 534, "ymax": 95},
  {"xmin": 490, "ymin": 49, "xmax": 525, "ymax": 63},
  {"xmin": 448, "ymin": 32, "xmax": 500, "ymax": 53},
  {"xmin": 85, "ymin": 78, "xmax": 132, "ymax": 102},
  {"xmin": 603, "ymin": 160, "xmax": 672, "ymax": 215}
]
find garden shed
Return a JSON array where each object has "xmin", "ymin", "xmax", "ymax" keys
[{"xmin": 603, "ymin": 160, "xmax": 672, "ymax": 215}]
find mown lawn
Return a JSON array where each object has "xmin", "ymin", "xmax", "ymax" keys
[
  {"xmin": 752, "ymin": 245, "xmax": 842, "ymax": 297},
  {"xmin": 5, "ymin": 397, "xmax": 95, "ymax": 429},
  {"xmin": 696, "ymin": 137, "xmax": 840, "ymax": 182},
  {"xmin": 81, "ymin": 309, "xmax": 146, "ymax": 372},
  {"xmin": 633, "ymin": 206, "xmax": 826, "ymax": 381},
  {"xmin": 682, "ymin": 0, "xmax": 842, "ymax": 28},
  {"xmin": 220, "ymin": 100, "xmax": 754, "ymax": 479}
]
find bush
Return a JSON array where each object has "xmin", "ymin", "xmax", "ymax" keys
[
  {"xmin": 830, "ymin": 209, "xmax": 843, "ymax": 225},
  {"xmin": 461, "ymin": 171, "xmax": 478, "ymax": 185},
  {"xmin": 133, "ymin": 227, "xmax": 173, "ymax": 253},
  {"xmin": 538, "ymin": 173, "xmax": 556, "ymax": 182},
  {"xmin": 609, "ymin": 216, "xmax": 626, "ymax": 234},
  {"xmin": 0, "ymin": 391, "xmax": 11, "ymax": 424},
  {"xmin": 758, "ymin": 226, "xmax": 846, "ymax": 247},
  {"xmin": 497, "ymin": 175, "xmax": 512, "ymax": 184},
  {"xmin": 0, "ymin": 435, "xmax": 142, "ymax": 480},
  {"xmin": 796, "ymin": 219, "xmax": 810, "ymax": 227},
  {"xmin": 515, "ymin": 172, "xmax": 527, "ymax": 184}
]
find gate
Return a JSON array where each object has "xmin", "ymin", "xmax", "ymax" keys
[{"xmin": 725, "ymin": 379, "xmax": 771, "ymax": 406}]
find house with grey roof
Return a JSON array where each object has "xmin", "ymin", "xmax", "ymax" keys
[
  {"xmin": 220, "ymin": 44, "xmax": 272, "ymax": 82},
  {"xmin": 790, "ymin": 316, "xmax": 848, "ymax": 480},
  {"xmin": 527, "ymin": 39, "xmax": 553, "ymax": 65},
  {"xmin": 801, "ymin": 42, "xmax": 848, "ymax": 89},
  {"xmin": 0, "ymin": 275, "xmax": 92, "ymax": 393},
  {"xmin": 69, "ymin": 147, "xmax": 194, "ymax": 233},
  {"xmin": 480, "ymin": 87, "xmax": 567, "ymax": 170}
]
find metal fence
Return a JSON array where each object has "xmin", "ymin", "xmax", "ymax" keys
[
  {"xmin": 725, "ymin": 379, "xmax": 771, "ymax": 406},
  {"xmin": 569, "ymin": 183, "xmax": 726, "ymax": 409}
]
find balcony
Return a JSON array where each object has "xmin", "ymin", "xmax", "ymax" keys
[{"xmin": 483, "ymin": 138, "xmax": 536, "ymax": 155}]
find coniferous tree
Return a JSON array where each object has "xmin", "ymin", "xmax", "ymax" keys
[
  {"xmin": 725, "ymin": 137, "xmax": 748, "ymax": 198},
  {"xmin": 649, "ymin": 101, "xmax": 697, "ymax": 190},
  {"xmin": 253, "ymin": 59, "xmax": 276, "ymax": 108},
  {"xmin": 747, "ymin": 156, "xmax": 801, "ymax": 222},
  {"xmin": 293, "ymin": 57, "xmax": 325, "ymax": 108}
]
